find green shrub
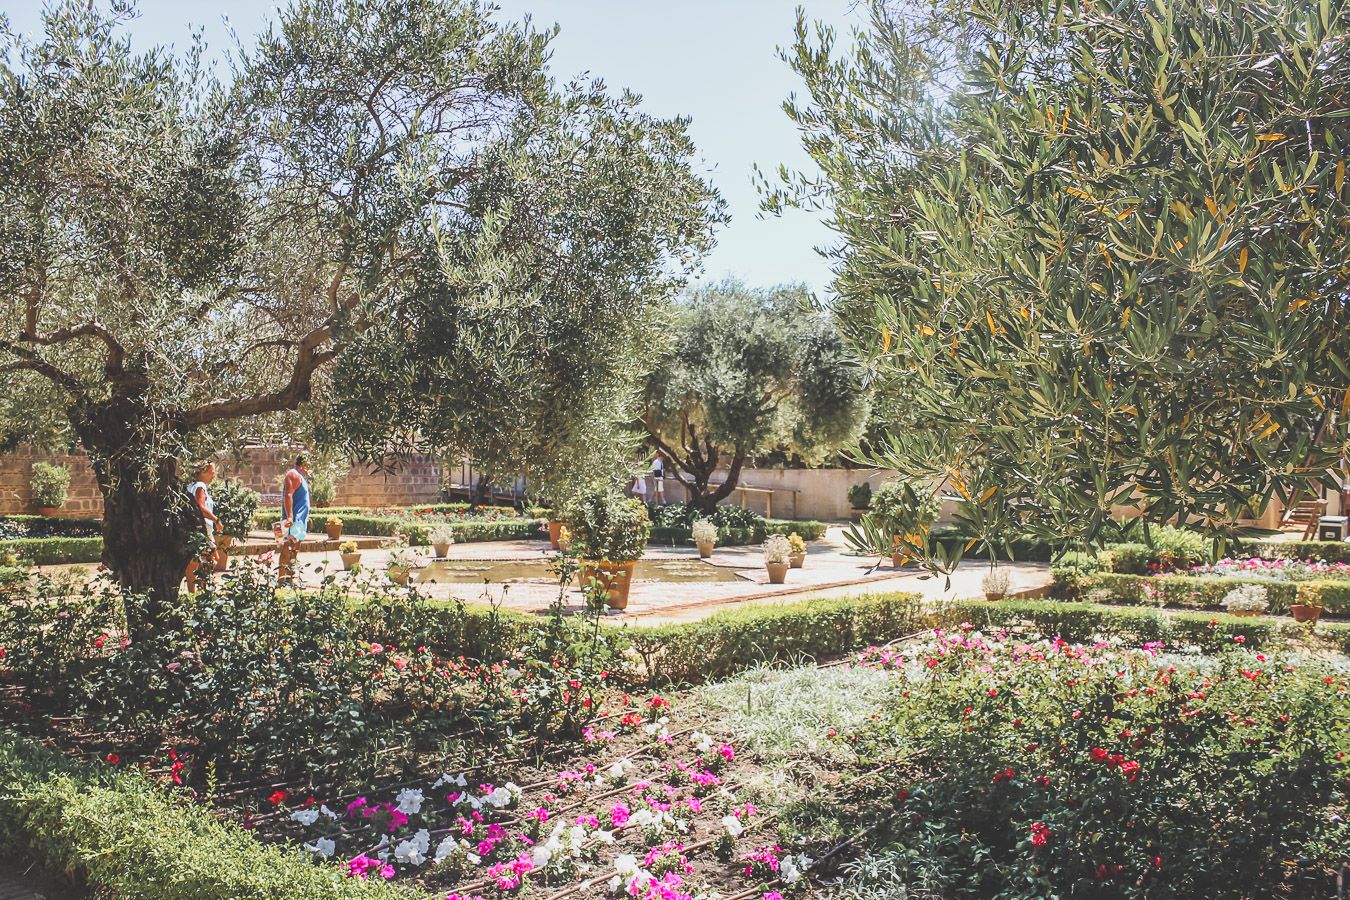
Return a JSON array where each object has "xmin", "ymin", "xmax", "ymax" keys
[
  {"xmin": 28, "ymin": 462, "xmax": 70, "ymax": 509},
  {"xmin": 300, "ymin": 513, "xmax": 541, "ymax": 544},
  {"xmin": 847, "ymin": 481, "xmax": 873, "ymax": 510},
  {"xmin": 1257, "ymin": 540, "xmax": 1350, "ymax": 565},
  {"xmin": 561, "ymin": 485, "xmax": 651, "ymax": 562},
  {"xmin": 0, "ymin": 735, "xmax": 407, "ymax": 899},
  {"xmin": 929, "ymin": 526, "xmax": 1059, "ymax": 562},
  {"xmin": 0, "ymin": 536, "xmax": 103, "ymax": 565},
  {"xmin": 869, "ymin": 478, "xmax": 940, "ymax": 536},
  {"xmin": 211, "ymin": 478, "xmax": 261, "ymax": 540},
  {"xmin": 648, "ymin": 518, "xmax": 828, "ymax": 547},
  {"xmin": 1102, "ymin": 541, "xmax": 1151, "ymax": 574}
]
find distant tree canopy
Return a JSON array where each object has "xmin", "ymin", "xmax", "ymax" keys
[
  {"xmin": 0, "ymin": 0, "xmax": 722, "ymax": 623},
  {"xmin": 642, "ymin": 280, "xmax": 869, "ymax": 512},
  {"xmin": 776, "ymin": 0, "xmax": 1350, "ymax": 564}
]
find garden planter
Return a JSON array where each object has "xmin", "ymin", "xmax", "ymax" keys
[
  {"xmin": 578, "ymin": 559, "xmax": 637, "ymax": 610},
  {"xmin": 35, "ymin": 506, "xmax": 59, "ymax": 517},
  {"xmin": 1228, "ymin": 609, "xmax": 1262, "ymax": 618},
  {"xmin": 696, "ymin": 541, "xmax": 714, "ymax": 559},
  {"xmin": 387, "ymin": 565, "xmax": 411, "ymax": 586},
  {"xmin": 1290, "ymin": 604, "xmax": 1323, "ymax": 625},
  {"xmin": 325, "ymin": 522, "xmax": 343, "ymax": 540},
  {"xmin": 341, "ymin": 552, "xmax": 362, "ymax": 571},
  {"xmin": 547, "ymin": 520, "xmax": 564, "ymax": 550},
  {"xmin": 984, "ymin": 590, "xmax": 1006, "ymax": 601},
  {"xmin": 765, "ymin": 561, "xmax": 789, "ymax": 584},
  {"xmin": 788, "ymin": 551, "xmax": 806, "ymax": 569},
  {"xmin": 432, "ymin": 542, "xmax": 452, "ymax": 558}
]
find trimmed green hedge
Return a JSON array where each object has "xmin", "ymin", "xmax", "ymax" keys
[
  {"xmin": 0, "ymin": 515, "xmax": 102, "ymax": 536},
  {"xmin": 0, "ymin": 536, "xmax": 103, "ymax": 565},
  {"xmin": 322, "ymin": 513, "xmax": 542, "ymax": 544},
  {"xmin": 624, "ymin": 593, "xmax": 926, "ymax": 684},
  {"xmin": 934, "ymin": 597, "xmax": 1350, "ymax": 655},
  {"xmin": 1255, "ymin": 540, "xmax": 1350, "ymax": 564},
  {"xmin": 251, "ymin": 503, "xmax": 519, "ymax": 531},
  {"xmin": 648, "ymin": 518, "xmax": 830, "ymax": 547},
  {"xmin": 1064, "ymin": 571, "xmax": 1350, "ymax": 615},
  {"xmin": 0, "ymin": 734, "xmax": 408, "ymax": 899}
]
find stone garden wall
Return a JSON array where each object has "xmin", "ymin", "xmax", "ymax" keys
[{"xmin": 0, "ymin": 446, "xmax": 444, "ymax": 517}]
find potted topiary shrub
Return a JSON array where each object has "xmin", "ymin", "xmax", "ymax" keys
[
  {"xmin": 1220, "ymin": 584, "xmax": 1268, "ymax": 618},
  {"xmin": 562, "ymin": 484, "xmax": 652, "ymax": 610},
  {"xmin": 869, "ymin": 478, "xmax": 941, "ymax": 567},
  {"xmin": 981, "ymin": 566, "xmax": 1010, "ymax": 600},
  {"xmin": 339, "ymin": 540, "xmax": 362, "ymax": 571},
  {"xmin": 764, "ymin": 534, "xmax": 792, "ymax": 584},
  {"xmin": 324, "ymin": 516, "xmax": 344, "ymax": 540},
  {"xmin": 29, "ymin": 462, "xmax": 70, "ymax": 516},
  {"xmin": 787, "ymin": 533, "xmax": 807, "ymax": 568},
  {"xmin": 847, "ymin": 481, "xmax": 872, "ymax": 511},
  {"xmin": 210, "ymin": 478, "xmax": 260, "ymax": 572},
  {"xmin": 692, "ymin": 518, "xmax": 717, "ymax": 559},
  {"xmin": 430, "ymin": 524, "xmax": 456, "ymax": 559},
  {"xmin": 1290, "ymin": 582, "xmax": 1323, "ymax": 625}
]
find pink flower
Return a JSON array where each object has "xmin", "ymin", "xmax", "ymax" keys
[
  {"xmin": 765, "ymin": 893, "xmax": 785, "ymax": 900},
  {"xmin": 718, "ymin": 744, "xmax": 735, "ymax": 761},
  {"xmin": 610, "ymin": 802, "xmax": 631, "ymax": 827}
]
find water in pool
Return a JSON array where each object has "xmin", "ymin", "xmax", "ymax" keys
[{"xmin": 416, "ymin": 559, "xmax": 745, "ymax": 585}]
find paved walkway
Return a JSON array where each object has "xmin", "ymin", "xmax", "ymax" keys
[{"xmin": 282, "ymin": 526, "xmax": 1052, "ymax": 623}]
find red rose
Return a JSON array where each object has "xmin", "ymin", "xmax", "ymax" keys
[{"xmin": 268, "ymin": 789, "xmax": 288, "ymax": 806}]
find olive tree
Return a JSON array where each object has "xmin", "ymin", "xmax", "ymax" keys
[
  {"xmin": 775, "ymin": 0, "xmax": 1350, "ymax": 564},
  {"xmin": 0, "ymin": 0, "xmax": 721, "ymax": 629},
  {"xmin": 642, "ymin": 280, "xmax": 869, "ymax": 512}
]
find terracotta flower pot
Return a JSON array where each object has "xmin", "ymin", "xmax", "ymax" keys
[
  {"xmin": 432, "ymin": 542, "xmax": 452, "ymax": 558},
  {"xmin": 984, "ymin": 590, "xmax": 1006, "ymax": 602},
  {"xmin": 1290, "ymin": 604, "xmax": 1322, "ymax": 625},
  {"xmin": 696, "ymin": 541, "xmax": 714, "ymax": 559},
  {"xmin": 341, "ymin": 552, "xmax": 362, "ymax": 571},
  {"xmin": 765, "ymin": 561, "xmax": 789, "ymax": 584},
  {"xmin": 325, "ymin": 522, "xmax": 343, "ymax": 540},
  {"xmin": 547, "ymin": 521, "xmax": 564, "ymax": 550},
  {"xmin": 35, "ymin": 506, "xmax": 59, "ymax": 517},
  {"xmin": 387, "ymin": 566, "xmax": 411, "ymax": 586},
  {"xmin": 578, "ymin": 559, "xmax": 637, "ymax": 610},
  {"xmin": 788, "ymin": 551, "xmax": 806, "ymax": 569}
]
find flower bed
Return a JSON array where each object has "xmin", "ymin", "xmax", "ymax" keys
[
  {"xmin": 1189, "ymin": 556, "xmax": 1350, "ymax": 582},
  {"xmin": 0, "ymin": 535, "xmax": 104, "ymax": 565},
  {"xmin": 840, "ymin": 628, "xmax": 1350, "ymax": 896}
]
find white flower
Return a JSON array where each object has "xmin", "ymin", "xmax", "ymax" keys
[
  {"xmin": 530, "ymin": 842, "xmax": 554, "ymax": 869},
  {"xmin": 608, "ymin": 875, "xmax": 622, "ymax": 893},
  {"xmin": 614, "ymin": 854, "xmax": 640, "ymax": 877},
  {"xmin": 394, "ymin": 829, "xmax": 430, "ymax": 866},
  {"xmin": 318, "ymin": 804, "xmax": 338, "ymax": 820},
  {"xmin": 432, "ymin": 772, "xmax": 469, "ymax": 789},
  {"xmin": 780, "ymin": 855, "xmax": 801, "ymax": 883},
  {"xmin": 607, "ymin": 758, "xmax": 631, "ymax": 780},
  {"xmin": 290, "ymin": 808, "xmax": 320, "ymax": 827},
  {"xmin": 594, "ymin": 829, "xmax": 615, "ymax": 844},
  {"xmin": 691, "ymin": 731, "xmax": 714, "ymax": 753},
  {"xmin": 433, "ymin": 836, "xmax": 458, "ymax": 863},
  {"xmin": 505, "ymin": 782, "xmax": 524, "ymax": 800},
  {"xmin": 394, "ymin": 788, "xmax": 425, "ymax": 815},
  {"xmin": 485, "ymin": 786, "xmax": 514, "ymax": 808},
  {"xmin": 466, "ymin": 851, "xmax": 481, "ymax": 866},
  {"xmin": 304, "ymin": 837, "xmax": 336, "ymax": 858},
  {"xmin": 722, "ymin": 815, "xmax": 744, "ymax": 837}
]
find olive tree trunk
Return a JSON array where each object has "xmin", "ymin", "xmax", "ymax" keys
[{"xmin": 71, "ymin": 394, "xmax": 197, "ymax": 637}]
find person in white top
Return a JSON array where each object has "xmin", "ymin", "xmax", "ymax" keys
[
  {"xmin": 650, "ymin": 451, "xmax": 667, "ymax": 505},
  {"xmin": 184, "ymin": 462, "xmax": 224, "ymax": 592}
]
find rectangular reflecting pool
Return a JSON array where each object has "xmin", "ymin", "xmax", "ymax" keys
[{"xmin": 416, "ymin": 558, "xmax": 745, "ymax": 585}]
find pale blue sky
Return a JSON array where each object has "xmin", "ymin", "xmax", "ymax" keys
[{"xmin": 4, "ymin": 1, "xmax": 861, "ymax": 292}]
